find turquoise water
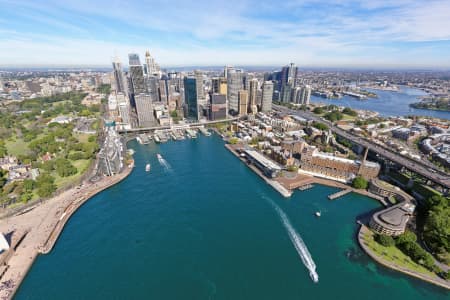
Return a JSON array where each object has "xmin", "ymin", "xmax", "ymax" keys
[
  {"xmin": 16, "ymin": 136, "xmax": 448, "ymax": 299},
  {"xmin": 311, "ymin": 86, "xmax": 450, "ymax": 120}
]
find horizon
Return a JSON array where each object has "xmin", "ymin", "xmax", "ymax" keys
[{"xmin": 1, "ymin": 0, "xmax": 450, "ymax": 68}]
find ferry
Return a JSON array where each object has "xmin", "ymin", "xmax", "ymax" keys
[
  {"xmin": 199, "ymin": 127, "xmax": 211, "ymax": 136},
  {"xmin": 157, "ymin": 153, "xmax": 163, "ymax": 160},
  {"xmin": 315, "ymin": 211, "xmax": 321, "ymax": 217},
  {"xmin": 145, "ymin": 163, "xmax": 151, "ymax": 172}
]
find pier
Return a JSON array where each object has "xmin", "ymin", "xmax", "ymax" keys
[
  {"xmin": 225, "ymin": 144, "xmax": 292, "ymax": 197},
  {"xmin": 328, "ymin": 189, "xmax": 352, "ymax": 200}
]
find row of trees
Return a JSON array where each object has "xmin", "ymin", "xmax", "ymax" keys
[
  {"xmin": 375, "ymin": 231, "xmax": 440, "ymax": 274},
  {"xmin": 422, "ymin": 195, "xmax": 449, "ymax": 264}
]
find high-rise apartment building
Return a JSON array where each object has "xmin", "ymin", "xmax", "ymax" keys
[{"xmin": 261, "ymin": 81, "xmax": 274, "ymax": 112}]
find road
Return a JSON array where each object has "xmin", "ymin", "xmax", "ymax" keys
[
  {"xmin": 273, "ymin": 105, "xmax": 450, "ymax": 189},
  {"xmin": 117, "ymin": 118, "xmax": 240, "ymax": 133}
]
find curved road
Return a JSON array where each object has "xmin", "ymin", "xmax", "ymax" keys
[{"xmin": 274, "ymin": 105, "xmax": 450, "ymax": 189}]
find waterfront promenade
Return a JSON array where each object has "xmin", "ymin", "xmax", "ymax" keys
[
  {"xmin": 0, "ymin": 162, "xmax": 134, "ymax": 299},
  {"xmin": 358, "ymin": 225, "xmax": 450, "ymax": 290}
]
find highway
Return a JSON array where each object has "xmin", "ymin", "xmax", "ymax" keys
[{"xmin": 273, "ymin": 105, "xmax": 450, "ymax": 189}]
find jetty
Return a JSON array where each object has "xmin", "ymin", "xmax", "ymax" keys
[
  {"xmin": 225, "ymin": 144, "xmax": 292, "ymax": 197},
  {"xmin": 328, "ymin": 188, "xmax": 352, "ymax": 200}
]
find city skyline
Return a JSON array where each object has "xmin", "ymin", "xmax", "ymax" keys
[{"xmin": 1, "ymin": 0, "xmax": 450, "ymax": 68}]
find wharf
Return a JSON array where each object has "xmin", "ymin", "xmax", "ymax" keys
[
  {"xmin": 328, "ymin": 189, "xmax": 352, "ymax": 200},
  {"xmin": 225, "ymin": 144, "xmax": 292, "ymax": 197}
]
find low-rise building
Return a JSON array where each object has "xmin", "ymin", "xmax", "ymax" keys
[
  {"xmin": 370, "ymin": 202, "xmax": 416, "ymax": 236},
  {"xmin": 299, "ymin": 146, "xmax": 380, "ymax": 182}
]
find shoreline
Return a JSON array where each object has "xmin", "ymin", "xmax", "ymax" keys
[
  {"xmin": 358, "ymin": 225, "xmax": 450, "ymax": 290},
  {"xmin": 224, "ymin": 140, "xmax": 450, "ymax": 290},
  {"xmin": 0, "ymin": 161, "xmax": 134, "ymax": 299}
]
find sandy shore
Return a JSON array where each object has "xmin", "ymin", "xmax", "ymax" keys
[{"xmin": 0, "ymin": 162, "xmax": 134, "ymax": 299}]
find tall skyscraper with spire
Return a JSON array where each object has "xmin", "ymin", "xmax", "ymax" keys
[{"xmin": 145, "ymin": 50, "xmax": 160, "ymax": 77}]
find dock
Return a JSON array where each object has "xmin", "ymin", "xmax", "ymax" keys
[
  {"xmin": 225, "ymin": 144, "xmax": 292, "ymax": 197},
  {"xmin": 328, "ymin": 188, "xmax": 352, "ymax": 200}
]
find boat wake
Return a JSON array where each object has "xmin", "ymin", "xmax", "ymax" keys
[
  {"xmin": 157, "ymin": 157, "xmax": 172, "ymax": 172},
  {"xmin": 265, "ymin": 197, "xmax": 319, "ymax": 283}
]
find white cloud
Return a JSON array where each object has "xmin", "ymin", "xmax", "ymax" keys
[{"xmin": 0, "ymin": 0, "xmax": 449, "ymax": 66}]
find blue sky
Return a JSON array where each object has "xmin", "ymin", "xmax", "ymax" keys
[{"xmin": 1, "ymin": 0, "xmax": 450, "ymax": 68}]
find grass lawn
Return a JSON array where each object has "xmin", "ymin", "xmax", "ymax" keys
[
  {"xmin": 5, "ymin": 137, "xmax": 30, "ymax": 156},
  {"xmin": 75, "ymin": 133, "xmax": 91, "ymax": 143},
  {"xmin": 361, "ymin": 229, "xmax": 435, "ymax": 277},
  {"xmin": 53, "ymin": 159, "xmax": 92, "ymax": 188}
]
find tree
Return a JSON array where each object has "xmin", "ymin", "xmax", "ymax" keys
[
  {"xmin": 375, "ymin": 234, "xmax": 395, "ymax": 247},
  {"xmin": 423, "ymin": 194, "xmax": 450, "ymax": 261},
  {"xmin": 23, "ymin": 179, "xmax": 35, "ymax": 192},
  {"xmin": 312, "ymin": 122, "xmax": 329, "ymax": 131},
  {"xmin": 313, "ymin": 107, "xmax": 324, "ymax": 114},
  {"xmin": 342, "ymin": 107, "xmax": 357, "ymax": 116},
  {"xmin": 229, "ymin": 137, "xmax": 239, "ymax": 145},
  {"xmin": 55, "ymin": 158, "xmax": 77, "ymax": 177},
  {"xmin": 37, "ymin": 183, "xmax": 56, "ymax": 197},
  {"xmin": 324, "ymin": 111, "xmax": 343, "ymax": 122},
  {"xmin": 395, "ymin": 231, "xmax": 417, "ymax": 246},
  {"xmin": 352, "ymin": 176, "xmax": 368, "ymax": 189},
  {"xmin": 20, "ymin": 192, "xmax": 33, "ymax": 203},
  {"xmin": 41, "ymin": 160, "xmax": 55, "ymax": 172},
  {"xmin": 88, "ymin": 135, "xmax": 96, "ymax": 143}
]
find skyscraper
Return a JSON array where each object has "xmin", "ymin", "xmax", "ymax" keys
[
  {"xmin": 248, "ymin": 78, "xmax": 258, "ymax": 114},
  {"xmin": 261, "ymin": 81, "xmax": 274, "ymax": 112},
  {"xmin": 238, "ymin": 90, "xmax": 248, "ymax": 116},
  {"xmin": 128, "ymin": 53, "xmax": 145, "ymax": 94},
  {"xmin": 299, "ymin": 85, "xmax": 311, "ymax": 105},
  {"xmin": 209, "ymin": 94, "xmax": 227, "ymax": 121},
  {"xmin": 134, "ymin": 93, "xmax": 154, "ymax": 127},
  {"xmin": 112, "ymin": 57, "xmax": 127, "ymax": 94},
  {"xmin": 145, "ymin": 50, "xmax": 160, "ymax": 77},
  {"xmin": 194, "ymin": 70, "xmax": 206, "ymax": 106},
  {"xmin": 227, "ymin": 68, "xmax": 244, "ymax": 114},
  {"xmin": 116, "ymin": 92, "xmax": 131, "ymax": 127},
  {"xmin": 280, "ymin": 63, "xmax": 298, "ymax": 102},
  {"xmin": 184, "ymin": 77, "xmax": 198, "ymax": 119}
]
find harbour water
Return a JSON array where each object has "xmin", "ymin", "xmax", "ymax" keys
[
  {"xmin": 16, "ymin": 136, "xmax": 448, "ymax": 299},
  {"xmin": 311, "ymin": 86, "xmax": 450, "ymax": 120}
]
